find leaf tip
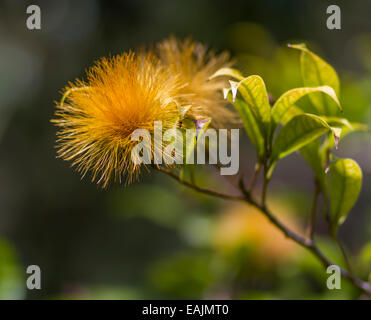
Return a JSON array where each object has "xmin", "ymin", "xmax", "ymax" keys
[
  {"xmin": 193, "ymin": 118, "xmax": 211, "ymax": 138},
  {"xmin": 229, "ymin": 80, "xmax": 239, "ymax": 103},
  {"xmin": 223, "ymin": 88, "xmax": 230, "ymax": 100},
  {"xmin": 334, "ymin": 136, "xmax": 339, "ymax": 150},
  {"xmin": 332, "ymin": 128, "xmax": 342, "ymax": 150}
]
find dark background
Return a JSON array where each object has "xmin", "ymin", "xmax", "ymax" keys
[{"xmin": 0, "ymin": 0, "xmax": 370, "ymax": 299}]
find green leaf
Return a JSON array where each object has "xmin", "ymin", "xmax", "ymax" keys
[
  {"xmin": 289, "ymin": 44, "xmax": 341, "ymax": 116},
  {"xmin": 322, "ymin": 117, "xmax": 368, "ymax": 134},
  {"xmin": 179, "ymin": 105, "xmax": 192, "ymax": 119},
  {"xmin": 322, "ymin": 117, "xmax": 368, "ymax": 150},
  {"xmin": 280, "ymin": 105, "xmax": 304, "ymax": 125},
  {"xmin": 209, "ymin": 67, "xmax": 244, "ymax": 81},
  {"xmin": 271, "ymin": 113, "xmax": 340, "ymax": 163},
  {"xmin": 196, "ymin": 118, "xmax": 212, "ymax": 139},
  {"xmin": 300, "ymin": 118, "xmax": 366, "ymax": 204},
  {"xmin": 329, "ymin": 158, "xmax": 362, "ymax": 232},
  {"xmin": 225, "ymin": 90, "xmax": 265, "ymax": 158},
  {"xmin": 179, "ymin": 118, "xmax": 212, "ymax": 183},
  {"xmin": 300, "ymin": 118, "xmax": 366, "ymax": 179},
  {"xmin": 181, "ymin": 117, "xmax": 212, "ymax": 165},
  {"xmin": 300, "ymin": 139, "xmax": 324, "ymax": 177},
  {"xmin": 229, "ymin": 75, "xmax": 271, "ymax": 144},
  {"xmin": 271, "ymin": 86, "xmax": 341, "ymax": 127},
  {"xmin": 300, "ymin": 139, "xmax": 328, "ymax": 198}
]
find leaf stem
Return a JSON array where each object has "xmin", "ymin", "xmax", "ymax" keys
[
  {"xmin": 307, "ymin": 180, "xmax": 320, "ymax": 240},
  {"xmin": 261, "ymin": 165, "xmax": 269, "ymax": 207},
  {"xmin": 248, "ymin": 162, "xmax": 261, "ymax": 191},
  {"xmin": 332, "ymin": 233, "xmax": 353, "ymax": 276}
]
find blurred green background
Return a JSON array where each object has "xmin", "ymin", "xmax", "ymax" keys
[{"xmin": 0, "ymin": 0, "xmax": 370, "ymax": 299}]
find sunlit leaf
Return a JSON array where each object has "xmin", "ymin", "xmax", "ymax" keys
[
  {"xmin": 271, "ymin": 113, "xmax": 340, "ymax": 163},
  {"xmin": 358, "ymin": 243, "xmax": 371, "ymax": 273},
  {"xmin": 229, "ymin": 80, "xmax": 239, "ymax": 103},
  {"xmin": 178, "ymin": 118, "xmax": 197, "ymax": 182},
  {"xmin": 322, "ymin": 117, "xmax": 368, "ymax": 133},
  {"xmin": 271, "ymin": 86, "xmax": 341, "ymax": 128},
  {"xmin": 181, "ymin": 118, "xmax": 212, "ymax": 182},
  {"xmin": 280, "ymin": 105, "xmax": 304, "ymax": 125},
  {"xmin": 223, "ymin": 87, "xmax": 231, "ymax": 99},
  {"xmin": 322, "ymin": 117, "xmax": 368, "ymax": 150},
  {"xmin": 229, "ymin": 75, "xmax": 271, "ymax": 144},
  {"xmin": 300, "ymin": 139, "xmax": 325, "ymax": 179},
  {"xmin": 184, "ymin": 128, "xmax": 197, "ymax": 165},
  {"xmin": 289, "ymin": 44, "xmax": 341, "ymax": 116},
  {"xmin": 329, "ymin": 158, "xmax": 362, "ymax": 232},
  {"xmin": 300, "ymin": 138, "xmax": 331, "ymax": 209},
  {"xmin": 300, "ymin": 118, "xmax": 366, "ymax": 201},
  {"xmin": 225, "ymin": 90, "xmax": 265, "ymax": 158},
  {"xmin": 209, "ymin": 67, "xmax": 244, "ymax": 81}
]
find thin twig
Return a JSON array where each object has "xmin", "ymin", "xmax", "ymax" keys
[
  {"xmin": 261, "ymin": 165, "xmax": 269, "ymax": 207},
  {"xmin": 156, "ymin": 167, "xmax": 244, "ymax": 201},
  {"xmin": 159, "ymin": 167, "xmax": 371, "ymax": 296}
]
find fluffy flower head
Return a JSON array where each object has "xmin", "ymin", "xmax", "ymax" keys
[
  {"xmin": 53, "ymin": 52, "xmax": 181, "ymax": 187},
  {"xmin": 53, "ymin": 37, "xmax": 238, "ymax": 187},
  {"xmin": 157, "ymin": 37, "xmax": 238, "ymax": 128}
]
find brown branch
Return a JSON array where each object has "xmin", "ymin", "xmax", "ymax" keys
[
  {"xmin": 159, "ymin": 167, "xmax": 371, "ymax": 296},
  {"xmin": 156, "ymin": 167, "xmax": 244, "ymax": 201}
]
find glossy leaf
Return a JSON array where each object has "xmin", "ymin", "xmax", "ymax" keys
[
  {"xmin": 271, "ymin": 86, "xmax": 341, "ymax": 127},
  {"xmin": 179, "ymin": 118, "xmax": 212, "ymax": 183},
  {"xmin": 323, "ymin": 117, "xmax": 368, "ymax": 150},
  {"xmin": 229, "ymin": 76, "xmax": 271, "ymax": 142},
  {"xmin": 300, "ymin": 139, "xmax": 324, "ymax": 178},
  {"xmin": 329, "ymin": 158, "xmax": 362, "ymax": 232},
  {"xmin": 271, "ymin": 113, "xmax": 340, "ymax": 163},
  {"xmin": 300, "ymin": 139, "xmax": 328, "ymax": 196},
  {"xmin": 209, "ymin": 67, "xmax": 244, "ymax": 81},
  {"xmin": 289, "ymin": 44, "xmax": 341, "ymax": 116},
  {"xmin": 300, "ymin": 119, "xmax": 366, "ymax": 200},
  {"xmin": 225, "ymin": 90, "xmax": 265, "ymax": 158},
  {"xmin": 280, "ymin": 105, "xmax": 304, "ymax": 125}
]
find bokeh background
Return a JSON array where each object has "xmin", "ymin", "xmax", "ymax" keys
[{"xmin": 0, "ymin": 0, "xmax": 371, "ymax": 299}]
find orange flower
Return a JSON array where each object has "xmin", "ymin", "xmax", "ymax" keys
[
  {"xmin": 52, "ymin": 38, "xmax": 239, "ymax": 187},
  {"xmin": 52, "ymin": 52, "xmax": 182, "ymax": 187},
  {"xmin": 157, "ymin": 37, "xmax": 238, "ymax": 128}
]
